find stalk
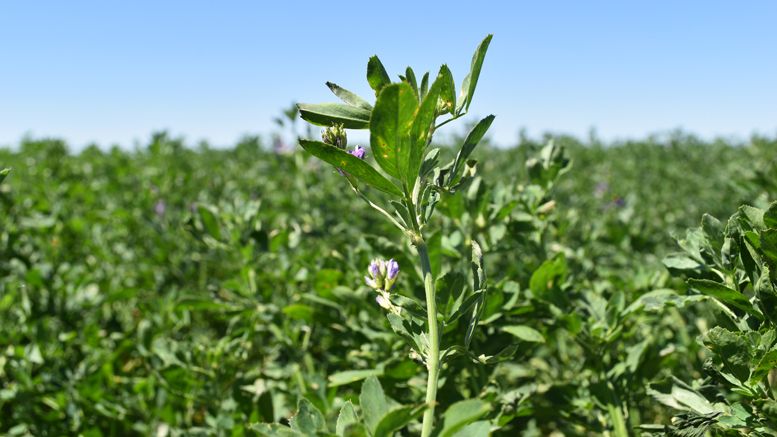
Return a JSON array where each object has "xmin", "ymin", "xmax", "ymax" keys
[{"xmin": 417, "ymin": 241, "xmax": 440, "ymax": 437}]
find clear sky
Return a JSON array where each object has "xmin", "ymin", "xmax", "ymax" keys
[{"xmin": 1, "ymin": 1, "xmax": 776, "ymax": 148}]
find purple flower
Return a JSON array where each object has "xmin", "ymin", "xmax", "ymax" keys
[
  {"xmin": 369, "ymin": 259, "xmax": 381, "ymax": 278},
  {"xmin": 384, "ymin": 259, "xmax": 399, "ymax": 290},
  {"xmin": 366, "ymin": 259, "xmax": 385, "ymax": 291},
  {"xmin": 386, "ymin": 259, "xmax": 399, "ymax": 279},
  {"xmin": 154, "ymin": 200, "xmax": 166, "ymax": 217},
  {"xmin": 337, "ymin": 146, "xmax": 366, "ymax": 176},
  {"xmin": 365, "ymin": 258, "xmax": 399, "ymax": 292},
  {"xmin": 350, "ymin": 145, "xmax": 366, "ymax": 160}
]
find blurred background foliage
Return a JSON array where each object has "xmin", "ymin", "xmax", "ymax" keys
[{"xmin": 0, "ymin": 130, "xmax": 775, "ymax": 435}]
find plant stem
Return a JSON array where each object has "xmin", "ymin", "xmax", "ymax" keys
[
  {"xmin": 417, "ymin": 242, "xmax": 440, "ymax": 437},
  {"xmin": 348, "ymin": 183, "xmax": 406, "ymax": 232},
  {"xmin": 434, "ymin": 111, "xmax": 466, "ymax": 130}
]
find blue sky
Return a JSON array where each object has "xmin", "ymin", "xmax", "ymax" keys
[{"xmin": 1, "ymin": 1, "xmax": 776, "ymax": 148}]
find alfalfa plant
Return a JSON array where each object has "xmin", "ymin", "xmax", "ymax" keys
[
  {"xmin": 281, "ymin": 35, "xmax": 495, "ymax": 436},
  {"xmin": 642, "ymin": 202, "xmax": 777, "ymax": 436}
]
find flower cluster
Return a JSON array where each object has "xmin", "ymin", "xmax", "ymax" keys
[
  {"xmin": 321, "ymin": 124, "xmax": 347, "ymax": 149},
  {"xmin": 365, "ymin": 258, "xmax": 399, "ymax": 291},
  {"xmin": 365, "ymin": 258, "xmax": 400, "ymax": 314}
]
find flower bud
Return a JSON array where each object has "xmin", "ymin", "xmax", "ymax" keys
[
  {"xmin": 375, "ymin": 294, "xmax": 392, "ymax": 310},
  {"xmin": 322, "ymin": 123, "xmax": 347, "ymax": 149},
  {"xmin": 365, "ymin": 276, "xmax": 379, "ymax": 290},
  {"xmin": 368, "ymin": 259, "xmax": 381, "ymax": 277},
  {"xmin": 366, "ymin": 259, "xmax": 385, "ymax": 291},
  {"xmin": 384, "ymin": 259, "xmax": 399, "ymax": 290},
  {"xmin": 376, "ymin": 290, "xmax": 401, "ymax": 315}
]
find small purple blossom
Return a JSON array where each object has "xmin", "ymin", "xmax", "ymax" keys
[
  {"xmin": 350, "ymin": 145, "xmax": 366, "ymax": 160},
  {"xmin": 366, "ymin": 258, "xmax": 385, "ymax": 290},
  {"xmin": 369, "ymin": 259, "xmax": 381, "ymax": 278},
  {"xmin": 337, "ymin": 146, "xmax": 366, "ymax": 176},
  {"xmin": 154, "ymin": 200, "xmax": 166, "ymax": 217},
  {"xmin": 386, "ymin": 259, "xmax": 399, "ymax": 281}
]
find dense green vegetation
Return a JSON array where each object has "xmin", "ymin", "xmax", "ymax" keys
[{"xmin": 1, "ymin": 130, "xmax": 775, "ymax": 435}]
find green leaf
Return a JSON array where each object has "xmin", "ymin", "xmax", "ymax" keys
[
  {"xmin": 373, "ymin": 404, "xmax": 426, "ymax": 437},
  {"xmin": 763, "ymin": 201, "xmax": 777, "ymax": 228},
  {"xmin": 248, "ymin": 423, "xmax": 303, "ymax": 436},
  {"xmin": 326, "ymin": 82, "xmax": 373, "ymax": 110},
  {"xmin": 760, "ymin": 229, "xmax": 777, "ymax": 268},
  {"xmin": 439, "ymin": 399, "xmax": 492, "ymax": 437},
  {"xmin": 465, "ymin": 240, "xmax": 487, "ymax": 349},
  {"xmin": 298, "ymin": 103, "xmax": 371, "ymax": 129},
  {"xmin": 526, "ymin": 139, "xmax": 572, "ymax": 189},
  {"xmin": 408, "ymin": 77, "xmax": 442, "ymax": 187},
  {"xmin": 701, "ymin": 213, "xmax": 724, "ymax": 253},
  {"xmin": 197, "ymin": 205, "xmax": 222, "ymax": 240},
  {"xmin": 282, "ymin": 304, "xmax": 314, "ymax": 322},
  {"xmin": 740, "ymin": 205, "xmax": 766, "ymax": 230},
  {"xmin": 448, "ymin": 115, "xmax": 495, "ymax": 187},
  {"xmin": 341, "ymin": 425, "xmax": 368, "ymax": 437},
  {"xmin": 502, "ymin": 325, "xmax": 545, "ymax": 343},
  {"xmin": 687, "ymin": 278, "xmax": 756, "ymax": 315},
  {"xmin": 175, "ymin": 298, "xmax": 238, "ymax": 312},
  {"xmin": 648, "ymin": 386, "xmax": 719, "ymax": 415},
  {"xmin": 437, "ymin": 65, "xmax": 456, "ymax": 115},
  {"xmin": 471, "ymin": 239, "xmax": 486, "ymax": 292},
  {"xmin": 663, "ymin": 254, "xmax": 702, "ymax": 271},
  {"xmin": 336, "ymin": 401, "xmax": 359, "ymax": 436},
  {"xmin": 755, "ymin": 265, "xmax": 777, "ymax": 323},
  {"xmin": 419, "ymin": 72, "xmax": 430, "ymax": 100},
  {"xmin": 457, "ymin": 34, "xmax": 493, "ymax": 114},
  {"xmin": 622, "ymin": 289, "xmax": 704, "ymax": 315},
  {"xmin": 0, "ymin": 168, "xmax": 9, "ymax": 184},
  {"xmin": 328, "ymin": 369, "xmax": 384, "ymax": 388},
  {"xmin": 451, "ymin": 421, "xmax": 490, "ymax": 437},
  {"xmin": 290, "ymin": 398, "xmax": 327, "ymax": 435},
  {"xmin": 436, "ymin": 271, "xmax": 467, "ymax": 319},
  {"xmin": 298, "ymin": 140, "xmax": 402, "ymax": 196},
  {"xmin": 529, "ymin": 254, "xmax": 567, "ymax": 303},
  {"xmin": 419, "ymin": 148, "xmax": 440, "ymax": 180},
  {"xmin": 367, "ymin": 56, "xmax": 391, "ymax": 94},
  {"xmin": 359, "ymin": 376, "xmax": 389, "ymax": 435},
  {"xmin": 370, "ymin": 83, "xmax": 419, "ymax": 181},
  {"xmin": 404, "ymin": 67, "xmax": 418, "ymax": 98},
  {"xmin": 703, "ymin": 327, "xmax": 753, "ymax": 383},
  {"xmin": 752, "ymin": 347, "xmax": 777, "ymax": 384}
]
